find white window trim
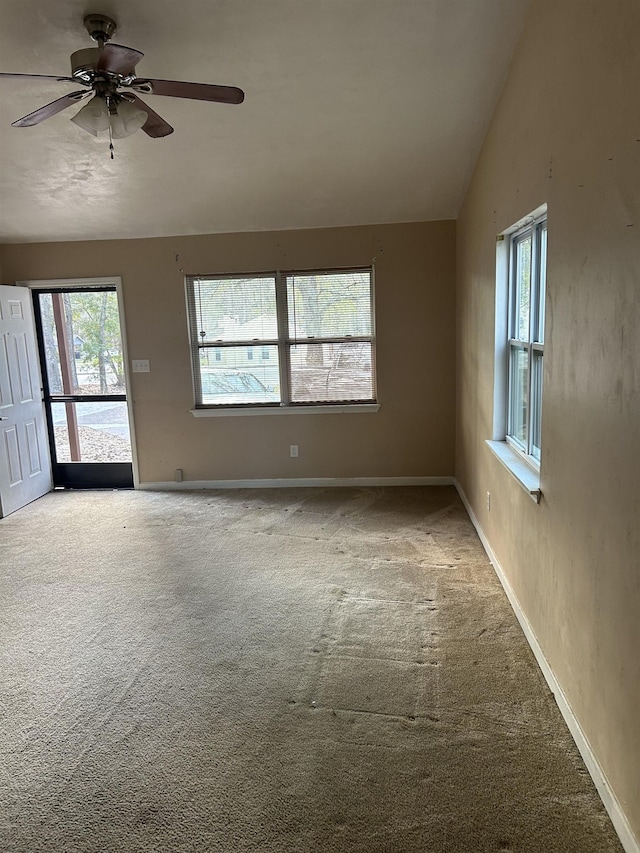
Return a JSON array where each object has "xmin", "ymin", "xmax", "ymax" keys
[
  {"xmin": 190, "ymin": 403, "xmax": 380, "ymax": 417},
  {"xmin": 490, "ymin": 204, "xmax": 547, "ymax": 500},
  {"xmin": 486, "ymin": 439, "xmax": 541, "ymax": 502},
  {"xmin": 185, "ymin": 266, "xmax": 377, "ymax": 415}
]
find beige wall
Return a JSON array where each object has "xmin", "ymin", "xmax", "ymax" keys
[
  {"xmin": 0, "ymin": 220, "xmax": 456, "ymax": 484},
  {"xmin": 457, "ymin": 0, "xmax": 640, "ymax": 842}
]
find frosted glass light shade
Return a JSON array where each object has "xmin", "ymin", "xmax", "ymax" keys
[
  {"xmin": 71, "ymin": 96, "xmax": 110, "ymax": 136},
  {"xmin": 110, "ymin": 100, "xmax": 147, "ymax": 139},
  {"xmin": 71, "ymin": 96, "xmax": 147, "ymax": 139}
]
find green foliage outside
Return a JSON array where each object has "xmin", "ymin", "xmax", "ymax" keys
[
  {"xmin": 70, "ymin": 291, "xmax": 124, "ymax": 392},
  {"xmin": 39, "ymin": 290, "xmax": 124, "ymax": 394}
]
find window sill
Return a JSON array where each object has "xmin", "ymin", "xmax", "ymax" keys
[
  {"xmin": 485, "ymin": 440, "xmax": 541, "ymax": 503},
  {"xmin": 191, "ymin": 403, "xmax": 380, "ymax": 418}
]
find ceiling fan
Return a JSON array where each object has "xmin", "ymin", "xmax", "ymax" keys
[{"xmin": 0, "ymin": 13, "xmax": 244, "ymax": 149}]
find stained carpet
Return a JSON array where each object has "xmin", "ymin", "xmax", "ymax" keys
[{"xmin": 0, "ymin": 486, "xmax": 624, "ymax": 852}]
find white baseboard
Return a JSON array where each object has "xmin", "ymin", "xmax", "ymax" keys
[
  {"xmin": 139, "ymin": 476, "xmax": 455, "ymax": 491},
  {"xmin": 454, "ymin": 480, "xmax": 639, "ymax": 853}
]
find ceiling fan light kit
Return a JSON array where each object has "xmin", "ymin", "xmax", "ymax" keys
[
  {"xmin": 109, "ymin": 99, "xmax": 148, "ymax": 139},
  {"xmin": 71, "ymin": 94, "xmax": 147, "ymax": 139},
  {"xmin": 0, "ymin": 12, "xmax": 244, "ymax": 153},
  {"xmin": 70, "ymin": 94, "xmax": 110, "ymax": 136}
]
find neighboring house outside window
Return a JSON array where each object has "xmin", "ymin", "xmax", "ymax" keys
[
  {"xmin": 186, "ymin": 268, "xmax": 376, "ymax": 409},
  {"xmin": 506, "ymin": 212, "xmax": 547, "ymax": 465}
]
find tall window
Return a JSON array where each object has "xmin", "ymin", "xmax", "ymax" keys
[
  {"xmin": 507, "ymin": 214, "xmax": 547, "ymax": 463},
  {"xmin": 186, "ymin": 268, "xmax": 375, "ymax": 408}
]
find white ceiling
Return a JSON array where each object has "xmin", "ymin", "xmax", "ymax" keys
[{"xmin": 0, "ymin": 0, "xmax": 531, "ymax": 244}]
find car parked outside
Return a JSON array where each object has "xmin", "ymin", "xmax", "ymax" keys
[{"xmin": 200, "ymin": 368, "xmax": 280, "ymax": 406}]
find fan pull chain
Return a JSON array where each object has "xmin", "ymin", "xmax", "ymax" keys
[{"xmin": 107, "ymin": 95, "xmax": 115, "ymax": 159}]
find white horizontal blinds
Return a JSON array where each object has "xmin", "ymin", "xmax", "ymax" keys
[
  {"xmin": 187, "ymin": 275, "xmax": 281, "ymax": 405},
  {"xmin": 286, "ymin": 270, "xmax": 372, "ymax": 340},
  {"xmin": 285, "ymin": 269, "xmax": 375, "ymax": 403},
  {"xmin": 187, "ymin": 267, "xmax": 376, "ymax": 408},
  {"xmin": 192, "ymin": 275, "xmax": 277, "ymax": 342}
]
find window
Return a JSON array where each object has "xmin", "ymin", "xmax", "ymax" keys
[
  {"xmin": 506, "ymin": 213, "xmax": 547, "ymax": 464},
  {"xmin": 186, "ymin": 268, "xmax": 376, "ymax": 409}
]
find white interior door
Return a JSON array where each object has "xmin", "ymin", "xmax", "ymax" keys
[{"xmin": 0, "ymin": 285, "xmax": 52, "ymax": 517}]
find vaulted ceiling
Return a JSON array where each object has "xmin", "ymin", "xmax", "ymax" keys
[{"xmin": 0, "ymin": 0, "xmax": 531, "ymax": 243}]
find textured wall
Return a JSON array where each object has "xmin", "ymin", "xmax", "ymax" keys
[
  {"xmin": 456, "ymin": 0, "xmax": 640, "ymax": 841},
  {"xmin": 0, "ymin": 220, "xmax": 456, "ymax": 484}
]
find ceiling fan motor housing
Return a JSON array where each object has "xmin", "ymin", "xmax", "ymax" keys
[{"xmin": 70, "ymin": 48, "xmax": 101, "ymax": 81}]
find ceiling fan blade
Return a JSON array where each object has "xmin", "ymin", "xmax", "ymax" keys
[
  {"xmin": 97, "ymin": 43, "xmax": 144, "ymax": 76},
  {"xmin": 126, "ymin": 94, "xmax": 174, "ymax": 138},
  {"xmin": 11, "ymin": 90, "xmax": 92, "ymax": 127},
  {"xmin": 131, "ymin": 78, "xmax": 244, "ymax": 105},
  {"xmin": 0, "ymin": 72, "xmax": 78, "ymax": 83}
]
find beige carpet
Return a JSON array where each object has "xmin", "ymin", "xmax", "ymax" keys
[{"xmin": 0, "ymin": 486, "xmax": 623, "ymax": 852}]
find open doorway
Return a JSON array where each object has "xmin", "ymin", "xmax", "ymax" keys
[{"xmin": 31, "ymin": 281, "xmax": 135, "ymax": 489}]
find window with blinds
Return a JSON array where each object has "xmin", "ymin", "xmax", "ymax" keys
[{"xmin": 186, "ymin": 267, "xmax": 376, "ymax": 408}]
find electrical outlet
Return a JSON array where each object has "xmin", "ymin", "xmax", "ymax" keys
[
  {"xmin": 290, "ymin": 445, "xmax": 299, "ymax": 458},
  {"xmin": 486, "ymin": 491, "xmax": 491, "ymax": 511}
]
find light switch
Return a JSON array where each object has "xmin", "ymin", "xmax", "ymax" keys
[{"xmin": 132, "ymin": 359, "xmax": 150, "ymax": 373}]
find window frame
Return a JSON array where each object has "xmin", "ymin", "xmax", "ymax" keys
[
  {"xmin": 185, "ymin": 266, "xmax": 377, "ymax": 412},
  {"xmin": 505, "ymin": 213, "xmax": 547, "ymax": 468}
]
